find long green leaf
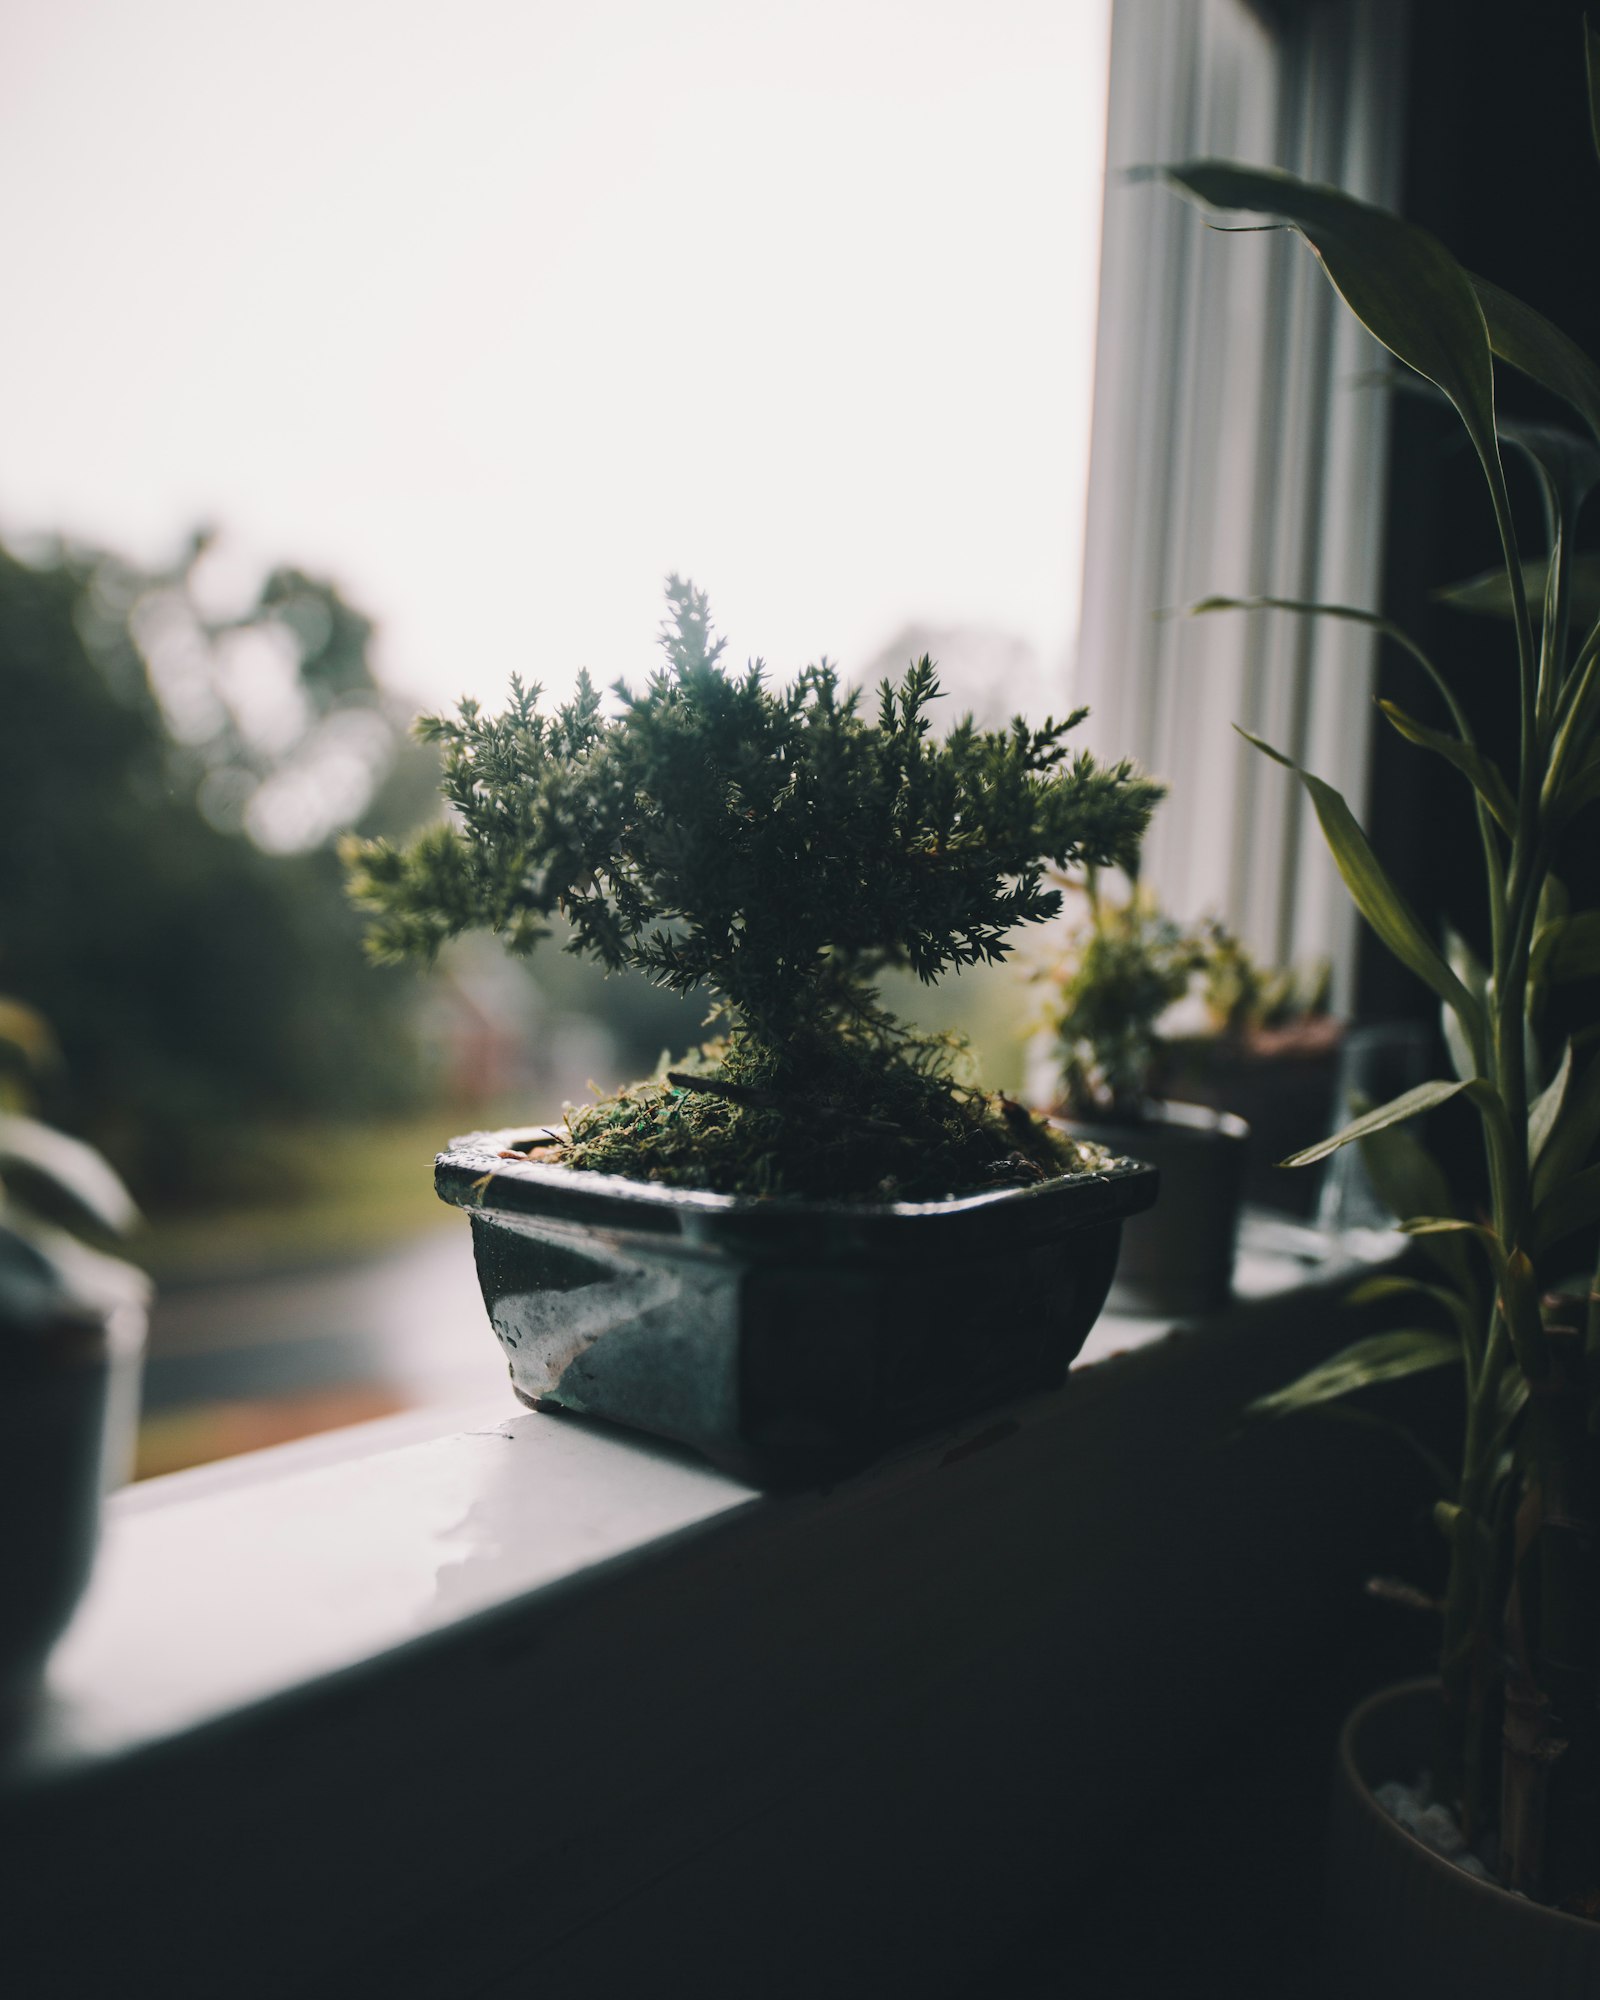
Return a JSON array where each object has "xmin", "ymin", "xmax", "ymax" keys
[
  {"xmin": 1166, "ymin": 162, "xmax": 1534, "ymax": 696},
  {"xmin": 0, "ymin": 1113, "xmax": 140, "ymax": 1236},
  {"xmin": 1248, "ymin": 1330, "xmax": 1461, "ymax": 1422},
  {"xmin": 1530, "ymin": 1040, "xmax": 1574, "ymax": 1164},
  {"xmin": 1187, "ymin": 594, "xmax": 1439, "ymax": 674},
  {"xmin": 1401, "ymin": 1217, "xmax": 1504, "ymax": 1272},
  {"xmin": 1543, "ymin": 650, "xmax": 1600, "ymax": 813},
  {"xmin": 1498, "ymin": 416, "xmax": 1600, "ymax": 514},
  {"xmin": 1360, "ymin": 1117, "xmax": 1475, "ymax": 1295},
  {"xmin": 1530, "ymin": 910, "xmax": 1600, "ymax": 985},
  {"xmin": 1398, "ymin": 1218, "xmax": 1505, "ymax": 1297},
  {"xmin": 1556, "ymin": 743, "xmax": 1600, "ymax": 822},
  {"xmin": 1587, "ymin": 16, "xmax": 1600, "ymax": 167},
  {"xmin": 1471, "ymin": 274, "xmax": 1600, "ymax": 447},
  {"xmin": 1190, "ymin": 595, "xmax": 1481, "ymax": 754},
  {"xmin": 1534, "ymin": 1161, "xmax": 1600, "ymax": 1251},
  {"xmin": 1282, "ymin": 1077, "xmax": 1477, "ymax": 1168},
  {"xmin": 1534, "ymin": 1049, "xmax": 1600, "ymax": 1204},
  {"xmin": 1348, "ymin": 1271, "xmax": 1478, "ymax": 1347},
  {"xmin": 1437, "ymin": 555, "xmax": 1600, "ymax": 627},
  {"xmin": 1377, "ymin": 700, "xmax": 1516, "ymax": 831},
  {"xmin": 1556, "ymin": 912, "xmax": 1600, "ymax": 977},
  {"xmin": 1165, "ymin": 164, "xmax": 1502, "ymax": 479},
  {"xmin": 1441, "ymin": 926, "xmax": 1487, "ymax": 1084},
  {"xmin": 1238, "ymin": 729, "xmax": 1479, "ymax": 1029}
]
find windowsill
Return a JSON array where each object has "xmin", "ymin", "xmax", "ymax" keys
[{"xmin": 0, "ymin": 1214, "xmax": 1408, "ymax": 1998}]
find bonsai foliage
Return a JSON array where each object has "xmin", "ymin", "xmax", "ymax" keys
[
  {"xmin": 348, "ymin": 578, "xmax": 1161, "ymax": 1198},
  {"xmin": 1166, "ymin": 29, "xmax": 1600, "ymax": 1900}
]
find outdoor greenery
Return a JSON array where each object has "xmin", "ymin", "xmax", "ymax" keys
[
  {"xmin": 1167, "ymin": 27, "xmax": 1600, "ymax": 1905},
  {"xmin": 0, "ymin": 533, "xmax": 434, "ymax": 1203},
  {"xmin": 349, "ymin": 578, "xmax": 1162, "ymax": 1199}
]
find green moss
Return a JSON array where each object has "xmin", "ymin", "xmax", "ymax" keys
[{"xmin": 523, "ymin": 1021, "xmax": 1110, "ymax": 1201}]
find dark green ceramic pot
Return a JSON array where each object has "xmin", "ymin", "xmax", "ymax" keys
[
  {"xmin": 0, "ymin": 1242, "xmax": 145, "ymax": 1726},
  {"xmin": 1057, "ymin": 1100, "xmax": 1248, "ymax": 1319},
  {"xmin": 436, "ymin": 1131, "xmax": 1157, "ymax": 1486}
]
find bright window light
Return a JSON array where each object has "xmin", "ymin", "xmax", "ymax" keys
[{"xmin": 0, "ymin": 0, "xmax": 1110, "ymax": 714}]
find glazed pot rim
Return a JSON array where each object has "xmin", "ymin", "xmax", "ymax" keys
[
  {"xmin": 1054, "ymin": 1099, "xmax": 1250, "ymax": 1144},
  {"xmin": 1339, "ymin": 1677, "xmax": 1600, "ymax": 1937},
  {"xmin": 436, "ymin": 1125, "xmax": 1159, "ymax": 1250}
]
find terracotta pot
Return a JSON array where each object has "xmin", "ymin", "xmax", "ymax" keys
[
  {"xmin": 1325, "ymin": 1679, "xmax": 1600, "ymax": 1997},
  {"xmin": 436, "ymin": 1129, "xmax": 1157, "ymax": 1486},
  {"xmin": 1157, "ymin": 1019, "xmax": 1344, "ymax": 1217},
  {"xmin": 1058, "ymin": 1100, "xmax": 1248, "ymax": 1319}
]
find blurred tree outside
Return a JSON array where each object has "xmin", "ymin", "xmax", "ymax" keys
[
  {"xmin": 1, "ymin": 530, "xmax": 438, "ymax": 1212},
  {"xmin": 0, "ymin": 544, "xmax": 1062, "ymax": 1475},
  {"xmin": 0, "ymin": 528, "xmax": 714, "ymax": 1243}
]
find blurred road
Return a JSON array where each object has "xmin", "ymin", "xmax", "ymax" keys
[{"xmin": 142, "ymin": 1223, "xmax": 511, "ymax": 1419}]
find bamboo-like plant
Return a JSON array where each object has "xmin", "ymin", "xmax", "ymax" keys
[{"xmin": 1163, "ymin": 30, "xmax": 1600, "ymax": 1903}]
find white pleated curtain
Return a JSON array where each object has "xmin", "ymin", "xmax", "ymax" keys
[{"xmin": 1075, "ymin": 0, "xmax": 1409, "ymax": 1011}]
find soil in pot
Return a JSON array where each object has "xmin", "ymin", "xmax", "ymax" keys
[
  {"xmin": 1056, "ymin": 1099, "xmax": 1248, "ymax": 1319},
  {"xmin": 1325, "ymin": 1680, "xmax": 1600, "ymax": 1999}
]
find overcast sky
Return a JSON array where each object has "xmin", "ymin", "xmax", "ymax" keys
[{"xmin": 0, "ymin": 0, "xmax": 1109, "ymax": 713}]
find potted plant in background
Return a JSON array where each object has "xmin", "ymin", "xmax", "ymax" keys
[
  {"xmin": 0, "ymin": 997, "xmax": 146, "ymax": 1724},
  {"xmin": 1156, "ymin": 922, "xmax": 1341, "ymax": 1218},
  {"xmin": 1163, "ymin": 24, "xmax": 1600, "ymax": 1985},
  {"xmin": 345, "ymin": 578, "xmax": 1162, "ymax": 1484},
  {"xmin": 1037, "ymin": 870, "xmax": 1250, "ymax": 1317}
]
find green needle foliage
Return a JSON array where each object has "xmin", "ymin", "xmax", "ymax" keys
[
  {"xmin": 347, "ymin": 577, "xmax": 1161, "ymax": 1198},
  {"xmin": 1167, "ymin": 24, "xmax": 1600, "ymax": 1903}
]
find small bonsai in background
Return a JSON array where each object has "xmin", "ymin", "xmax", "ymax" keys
[
  {"xmin": 1042, "ymin": 874, "xmax": 1206, "ymax": 1122},
  {"xmin": 1193, "ymin": 926, "xmax": 1333, "ymax": 1046},
  {"xmin": 1043, "ymin": 873, "xmax": 1329, "ymax": 1121},
  {"xmin": 347, "ymin": 578, "xmax": 1162, "ymax": 1200}
]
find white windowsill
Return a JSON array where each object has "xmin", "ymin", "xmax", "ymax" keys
[
  {"xmin": 12, "ymin": 1214, "xmax": 1391, "ymax": 1791},
  {"xmin": 0, "ymin": 1215, "xmax": 1407, "ymax": 1999}
]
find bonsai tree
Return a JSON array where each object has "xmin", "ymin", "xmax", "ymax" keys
[
  {"xmin": 1193, "ymin": 925, "xmax": 1332, "ymax": 1046},
  {"xmin": 1043, "ymin": 874, "xmax": 1207, "ymax": 1121},
  {"xmin": 1164, "ymin": 27, "xmax": 1600, "ymax": 1903},
  {"xmin": 347, "ymin": 577, "xmax": 1162, "ymax": 1200}
]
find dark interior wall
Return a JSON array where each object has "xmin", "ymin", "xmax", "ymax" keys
[{"xmin": 1363, "ymin": 0, "xmax": 1600, "ymax": 1026}]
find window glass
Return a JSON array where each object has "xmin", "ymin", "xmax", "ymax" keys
[{"xmin": 0, "ymin": 0, "xmax": 1112, "ymax": 1473}]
